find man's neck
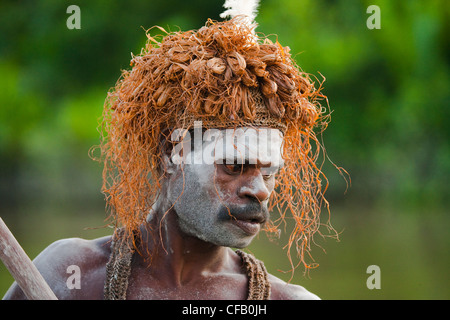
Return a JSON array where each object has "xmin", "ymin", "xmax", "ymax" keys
[{"xmin": 138, "ymin": 209, "xmax": 234, "ymax": 286}]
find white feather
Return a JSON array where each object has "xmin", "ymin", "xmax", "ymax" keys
[{"xmin": 220, "ymin": 0, "xmax": 261, "ymax": 25}]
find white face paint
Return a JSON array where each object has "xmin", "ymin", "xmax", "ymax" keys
[
  {"xmin": 172, "ymin": 127, "xmax": 284, "ymax": 167},
  {"xmin": 167, "ymin": 127, "xmax": 284, "ymax": 248},
  {"xmin": 206, "ymin": 127, "xmax": 284, "ymax": 167}
]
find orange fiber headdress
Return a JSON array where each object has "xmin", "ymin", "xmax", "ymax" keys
[{"xmin": 98, "ymin": 15, "xmax": 336, "ymax": 272}]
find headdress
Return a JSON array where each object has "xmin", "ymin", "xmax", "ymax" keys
[{"xmin": 98, "ymin": 0, "xmax": 336, "ymax": 272}]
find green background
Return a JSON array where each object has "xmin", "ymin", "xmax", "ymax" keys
[{"xmin": 1, "ymin": 0, "xmax": 449, "ymax": 299}]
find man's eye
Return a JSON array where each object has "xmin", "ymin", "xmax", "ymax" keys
[
  {"xmin": 261, "ymin": 167, "xmax": 279, "ymax": 179},
  {"xmin": 224, "ymin": 163, "xmax": 243, "ymax": 174}
]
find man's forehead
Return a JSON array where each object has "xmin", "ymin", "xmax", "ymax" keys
[
  {"xmin": 206, "ymin": 127, "xmax": 283, "ymax": 162},
  {"xmin": 204, "ymin": 127, "xmax": 284, "ymax": 144},
  {"xmin": 171, "ymin": 126, "xmax": 284, "ymax": 166}
]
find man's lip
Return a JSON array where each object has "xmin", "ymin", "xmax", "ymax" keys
[{"xmin": 231, "ymin": 219, "xmax": 261, "ymax": 235}]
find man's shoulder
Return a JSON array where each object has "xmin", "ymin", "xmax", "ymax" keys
[
  {"xmin": 37, "ymin": 236, "xmax": 112, "ymax": 262},
  {"xmin": 268, "ymin": 274, "xmax": 320, "ymax": 300},
  {"xmin": 3, "ymin": 235, "xmax": 112, "ymax": 300}
]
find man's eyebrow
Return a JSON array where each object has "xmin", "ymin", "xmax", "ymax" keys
[{"xmin": 218, "ymin": 156, "xmax": 284, "ymax": 168}]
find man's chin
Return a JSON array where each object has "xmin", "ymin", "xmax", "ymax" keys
[
  {"xmin": 179, "ymin": 221, "xmax": 257, "ymax": 248},
  {"xmin": 209, "ymin": 233, "xmax": 256, "ymax": 249}
]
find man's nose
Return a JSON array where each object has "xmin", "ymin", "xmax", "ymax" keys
[{"xmin": 237, "ymin": 171, "xmax": 270, "ymax": 202}]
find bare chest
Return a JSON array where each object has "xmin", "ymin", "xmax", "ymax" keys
[{"xmin": 126, "ymin": 271, "xmax": 248, "ymax": 300}]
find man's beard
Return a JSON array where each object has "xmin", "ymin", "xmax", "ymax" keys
[
  {"xmin": 216, "ymin": 201, "xmax": 270, "ymax": 226},
  {"xmin": 176, "ymin": 200, "xmax": 270, "ymax": 248}
]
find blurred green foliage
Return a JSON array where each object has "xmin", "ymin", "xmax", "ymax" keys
[{"xmin": 0, "ymin": 0, "xmax": 449, "ymax": 299}]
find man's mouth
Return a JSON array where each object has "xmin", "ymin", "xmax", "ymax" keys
[
  {"xmin": 218, "ymin": 203, "xmax": 269, "ymax": 236},
  {"xmin": 231, "ymin": 217, "xmax": 262, "ymax": 235}
]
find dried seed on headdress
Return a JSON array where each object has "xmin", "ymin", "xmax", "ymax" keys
[
  {"xmin": 274, "ymin": 76, "xmax": 296, "ymax": 95},
  {"xmin": 166, "ymin": 63, "xmax": 186, "ymax": 81},
  {"xmin": 286, "ymin": 104, "xmax": 300, "ymax": 120},
  {"xmin": 152, "ymin": 60, "xmax": 171, "ymax": 78},
  {"xmin": 259, "ymin": 43, "xmax": 278, "ymax": 54},
  {"xmin": 300, "ymin": 101, "xmax": 319, "ymax": 126},
  {"xmin": 247, "ymin": 58, "xmax": 268, "ymax": 78},
  {"xmin": 285, "ymin": 95, "xmax": 303, "ymax": 120},
  {"xmin": 227, "ymin": 52, "xmax": 246, "ymax": 77},
  {"xmin": 184, "ymin": 60, "xmax": 207, "ymax": 85},
  {"xmin": 168, "ymin": 47, "xmax": 191, "ymax": 63},
  {"xmin": 193, "ymin": 45, "xmax": 217, "ymax": 59},
  {"xmin": 187, "ymin": 59, "xmax": 207, "ymax": 73},
  {"xmin": 260, "ymin": 79, "xmax": 278, "ymax": 97},
  {"xmin": 156, "ymin": 87, "xmax": 172, "ymax": 107},
  {"xmin": 261, "ymin": 53, "xmax": 282, "ymax": 65},
  {"xmin": 222, "ymin": 102, "xmax": 232, "ymax": 118},
  {"xmin": 298, "ymin": 77, "xmax": 311, "ymax": 94},
  {"xmin": 241, "ymin": 70, "xmax": 258, "ymax": 87},
  {"xmin": 272, "ymin": 63, "xmax": 291, "ymax": 74},
  {"xmin": 224, "ymin": 66, "xmax": 233, "ymax": 81},
  {"xmin": 267, "ymin": 65, "xmax": 296, "ymax": 93},
  {"xmin": 152, "ymin": 85, "xmax": 165, "ymax": 101},
  {"xmin": 241, "ymin": 88, "xmax": 256, "ymax": 119},
  {"xmin": 191, "ymin": 98, "xmax": 203, "ymax": 113},
  {"xmin": 267, "ymin": 95, "xmax": 285, "ymax": 118},
  {"xmin": 204, "ymin": 94, "xmax": 221, "ymax": 114},
  {"xmin": 225, "ymin": 86, "xmax": 240, "ymax": 119},
  {"xmin": 207, "ymin": 57, "xmax": 226, "ymax": 74},
  {"xmin": 131, "ymin": 80, "xmax": 146, "ymax": 98},
  {"xmin": 253, "ymin": 66, "xmax": 269, "ymax": 78},
  {"xmin": 277, "ymin": 89, "xmax": 292, "ymax": 102}
]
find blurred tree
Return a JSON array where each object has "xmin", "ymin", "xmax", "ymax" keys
[
  {"xmin": 0, "ymin": 0, "xmax": 449, "ymax": 300},
  {"xmin": 0, "ymin": 0, "xmax": 448, "ymax": 213}
]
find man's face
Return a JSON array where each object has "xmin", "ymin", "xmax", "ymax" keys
[{"xmin": 166, "ymin": 127, "xmax": 284, "ymax": 248}]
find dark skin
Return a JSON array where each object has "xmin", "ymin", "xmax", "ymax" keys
[{"xmin": 3, "ymin": 150, "xmax": 319, "ymax": 300}]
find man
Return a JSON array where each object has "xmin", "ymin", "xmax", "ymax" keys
[
  {"xmin": 4, "ymin": 126, "xmax": 319, "ymax": 300},
  {"xmin": 4, "ymin": 1, "xmax": 333, "ymax": 300}
]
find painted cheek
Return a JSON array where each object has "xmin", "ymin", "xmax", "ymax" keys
[
  {"xmin": 208, "ymin": 168, "xmax": 238, "ymax": 202},
  {"xmin": 245, "ymin": 172, "xmax": 271, "ymax": 201}
]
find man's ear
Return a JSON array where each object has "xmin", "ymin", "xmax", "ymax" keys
[
  {"xmin": 160, "ymin": 128, "xmax": 192, "ymax": 175},
  {"xmin": 160, "ymin": 139, "xmax": 177, "ymax": 175}
]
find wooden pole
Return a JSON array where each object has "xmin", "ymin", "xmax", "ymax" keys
[{"xmin": 0, "ymin": 217, "xmax": 58, "ymax": 300}]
